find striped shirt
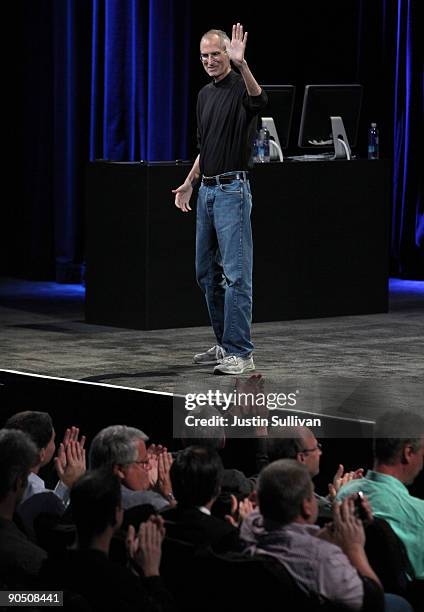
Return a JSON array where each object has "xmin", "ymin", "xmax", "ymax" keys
[{"xmin": 240, "ymin": 510, "xmax": 364, "ymax": 610}]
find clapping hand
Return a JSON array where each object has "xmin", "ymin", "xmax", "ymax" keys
[
  {"xmin": 228, "ymin": 374, "xmax": 268, "ymax": 436},
  {"xmin": 225, "ymin": 494, "xmax": 255, "ymax": 527},
  {"xmin": 127, "ymin": 515, "xmax": 165, "ymax": 577},
  {"xmin": 54, "ymin": 426, "xmax": 86, "ymax": 487},
  {"xmin": 328, "ymin": 464, "xmax": 364, "ymax": 500},
  {"xmin": 147, "ymin": 444, "xmax": 174, "ymax": 500}
]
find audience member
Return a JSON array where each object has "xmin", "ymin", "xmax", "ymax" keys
[
  {"xmin": 4, "ymin": 413, "xmax": 86, "ymax": 503},
  {"xmin": 265, "ymin": 426, "xmax": 363, "ymax": 519},
  {"xmin": 179, "ymin": 404, "xmax": 254, "ymax": 505},
  {"xmin": 0, "ymin": 429, "xmax": 47, "ymax": 586},
  {"xmin": 336, "ymin": 411, "xmax": 424, "ymax": 581},
  {"xmin": 89, "ymin": 425, "xmax": 173, "ymax": 511},
  {"xmin": 241, "ymin": 459, "xmax": 412, "ymax": 611},
  {"xmin": 161, "ymin": 446, "xmax": 246, "ymax": 552},
  {"xmin": 3, "ymin": 412, "xmax": 86, "ymax": 537},
  {"xmin": 40, "ymin": 469, "xmax": 173, "ymax": 611}
]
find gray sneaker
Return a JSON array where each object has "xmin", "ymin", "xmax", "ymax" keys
[
  {"xmin": 193, "ymin": 345, "xmax": 226, "ymax": 365},
  {"xmin": 213, "ymin": 355, "xmax": 255, "ymax": 375}
]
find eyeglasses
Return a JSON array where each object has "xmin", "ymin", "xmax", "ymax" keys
[
  {"xmin": 301, "ymin": 442, "xmax": 322, "ymax": 454},
  {"xmin": 199, "ymin": 50, "xmax": 226, "ymax": 62},
  {"xmin": 124, "ymin": 458, "xmax": 150, "ymax": 469}
]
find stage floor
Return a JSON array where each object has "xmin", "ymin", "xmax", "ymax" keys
[{"xmin": 1, "ymin": 277, "xmax": 423, "ymax": 423}]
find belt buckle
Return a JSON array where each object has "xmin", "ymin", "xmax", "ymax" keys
[
  {"xmin": 203, "ymin": 172, "xmax": 245, "ymax": 186},
  {"xmin": 220, "ymin": 173, "xmax": 238, "ymax": 183}
]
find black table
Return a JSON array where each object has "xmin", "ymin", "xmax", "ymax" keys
[{"xmin": 85, "ymin": 160, "xmax": 390, "ymax": 330}]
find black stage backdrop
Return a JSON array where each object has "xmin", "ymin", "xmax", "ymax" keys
[{"xmin": 5, "ymin": 0, "xmax": 423, "ymax": 281}]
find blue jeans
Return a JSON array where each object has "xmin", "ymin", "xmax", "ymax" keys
[{"xmin": 196, "ymin": 174, "xmax": 253, "ymax": 357}]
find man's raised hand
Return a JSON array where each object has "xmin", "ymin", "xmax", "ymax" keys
[{"xmin": 227, "ymin": 23, "xmax": 248, "ymax": 67}]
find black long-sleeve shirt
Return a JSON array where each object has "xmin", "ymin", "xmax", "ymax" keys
[{"xmin": 197, "ymin": 70, "xmax": 268, "ymax": 177}]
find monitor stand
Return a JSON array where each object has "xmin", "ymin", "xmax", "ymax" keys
[
  {"xmin": 261, "ymin": 117, "xmax": 284, "ymax": 161},
  {"xmin": 330, "ymin": 116, "xmax": 352, "ymax": 160},
  {"xmin": 287, "ymin": 116, "xmax": 353, "ymax": 162}
]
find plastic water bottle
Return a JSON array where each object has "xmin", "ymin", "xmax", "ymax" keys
[
  {"xmin": 256, "ymin": 130, "xmax": 264, "ymax": 162},
  {"xmin": 257, "ymin": 127, "xmax": 270, "ymax": 163},
  {"xmin": 252, "ymin": 137, "xmax": 259, "ymax": 163},
  {"xmin": 368, "ymin": 123, "xmax": 379, "ymax": 159}
]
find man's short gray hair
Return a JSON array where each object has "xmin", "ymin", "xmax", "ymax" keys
[
  {"xmin": 258, "ymin": 459, "xmax": 313, "ymax": 525},
  {"xmin": 201, "ymin": 29, "xmax": 230, "ymax": 50},
  {"xmin": 89, "ymin": 425, "xmax": 148, "ymax": 469}
]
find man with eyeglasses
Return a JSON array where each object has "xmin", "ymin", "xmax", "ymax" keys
[
  {"xmin": 172, "ymin": 23, "xmax": 267, "ymax": 375},
  {"xmin": 262, "ymin": 426, "xmax": 364, "ymax": 521},
  {"xmin": 89, "ymin": 425, "xmax": 174, "ymax": 511}
]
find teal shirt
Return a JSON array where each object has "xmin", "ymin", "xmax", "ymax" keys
[{"xmin": 336, "ymin": 470, "xmax": 424, "ymax": 580}]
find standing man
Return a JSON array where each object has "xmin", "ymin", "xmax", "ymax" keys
[{"xmin": 172, "ymin": 24, "xmax": 267, "ymax": 375}]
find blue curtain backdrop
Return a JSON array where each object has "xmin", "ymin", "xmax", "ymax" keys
[
  {"xmin": 9, "ymin": 0, "xmax": 423, "ymax": 281},
  {"xmin": 391, "ymin": 0, "xmax": 423, "ymax": 277},
  {"xmin": 90, "ymin": 0, "xmax": 190, "ymax": 161},
  {"xmin": 11, "ymin": 0, "xmax": 191, "ymax": 281},
  {"xmin": 357, "ymin": 0, "xmax": 423, "ymax": 278}
]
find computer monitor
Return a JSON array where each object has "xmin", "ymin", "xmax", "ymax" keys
[
  {"xmin": 260, "ymin": 85, "xmax": 296, "ymax": 150},
  {"xmin": 298, "ymin": 84, "xmax": 363, "ymax": 154}
]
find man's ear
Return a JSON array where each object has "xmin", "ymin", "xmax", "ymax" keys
[
  {"xmin": 301, "ymin": 496, "xmax": 314, "ymax": 520},
  {"xmin": 38, "ymin": 448, "xmax": 46, "ymax": 465},
  {"xmin": 297, "ymin": 452, "xmax": 306, "ymax": 465},
  {"xmin": 401, "ymin": 444, "xmax": 414, "ymax": 465},
  {"xmin": 113, "ymin": 464, "xmax": 125, "ymax": 480},
  {"xmin": 14, "ymin": 473, "xmax": 28, "ymax": 493},
  {"xmin": 112, "ymin": 505, "xmax": 124, "ymax": 529}
]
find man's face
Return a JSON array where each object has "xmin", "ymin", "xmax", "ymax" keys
[
  {"xmin": 119, "ymin": 440, "xmax": 150, "ymax": 491},
  {"xmin": 40, "ymin": 429, "xmax": 56, "ymax": 467},
  {"xmin": 308, "ymin": 484, "xmax": 319, "ymax": 524},
  {"xmin": 200, "ymin": 35, "xmax": 231, "ymax": 82},
  {"xmin": 405, "ymin": 437, "xmax": 424, "ymax": 484},
  {"xmin": 298, "ymin": 431, "xmax": 322, "ymax": 478},
  {"xmin": 301, "ymin": 482, "xmax": 319, "ymax": 524}
]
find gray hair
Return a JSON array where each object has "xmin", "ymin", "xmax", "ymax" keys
[
  {"xmin": 258, "ymin": 459, "xmax": 313, "ymax": 525},
  {"xmin": 89, "ymin": 425, "xmax": 148, "ymax": 469},
  {"xmin": 201, "ymin": 29, "xmax": 230, "ymax": 50},
  {"xmin": 0, "ymin": 429, "xmax": 38, "ymax": 501}
]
